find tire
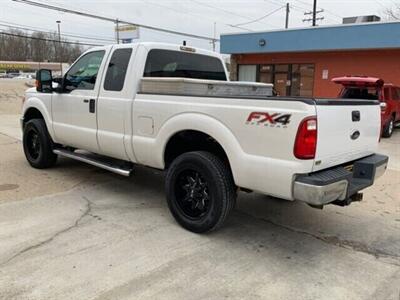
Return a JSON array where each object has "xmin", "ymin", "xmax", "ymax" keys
[
  {"xmin": 382, "ymin": 117, "xmax": 395, "ymax": 138},
  {"xmin": 165, "ymin": 151, "xmax": 236, "ymax": 233},
  {"xmin": 23, "ymin": 119, "xmax": 57, "ymax": 169}
]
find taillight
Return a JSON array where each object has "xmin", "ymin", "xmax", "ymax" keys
[
  {"xmin": 380, "ymin": 102, "xmax": 387, "ymax": 113},
  {"xmin": 294, "ymin": 116, "xmax": 317, "ymax": 160}
]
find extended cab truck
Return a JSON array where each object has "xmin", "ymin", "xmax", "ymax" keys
[
  {"xmin": 333, "ymin": 76, "xmax": 400, "ymax": 138},
  {"xmin": 21, "ymin": 43, "xmax": 388, "ymax": 233}
]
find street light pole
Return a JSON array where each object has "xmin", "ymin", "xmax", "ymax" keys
[{"xmin": 56, "ymin": 20, "xmax": 62, "ymax": 75}]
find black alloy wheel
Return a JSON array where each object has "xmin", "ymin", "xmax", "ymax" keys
[
  {"xmin": 175, "ymin": 169, "xmax": 211, "ymax": 219},
  {"xmin": 165, "ymin": 151, "xmax": 236, "ymax": 233},
  {"xmin": 23, "ymin": 119, "xmax": 57, "ymax": 168}
]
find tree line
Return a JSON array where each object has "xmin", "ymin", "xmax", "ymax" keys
[{"xmin": 0, "ymin": 29, "xmax": 84, "ymax": 63}]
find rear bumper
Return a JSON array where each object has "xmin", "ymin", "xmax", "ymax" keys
[{"xmin": 293, "ymin": 154, "xmax": 388, "ymax": 206}]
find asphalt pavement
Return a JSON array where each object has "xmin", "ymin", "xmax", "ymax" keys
[{"xmin": 0, "ymin": 114, "xmax": 399, "ymax": 300}]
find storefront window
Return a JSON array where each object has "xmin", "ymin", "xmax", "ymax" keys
[
  {"xmin": 238, "ymin": 65, "xmax": 257, "ymax": 82},
  {"xmin": 238, "ymin": 63, "xmax": 315, "ymax": 97},
  {"xmin": 259, "ymin": 65, "xmax": 273, "ymax": 84},
  {"xmin": 297, "ymin": 64, "xmax": 314, "ymax": 97}
]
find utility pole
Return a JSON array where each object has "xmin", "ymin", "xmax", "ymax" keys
[
  {"xmin": 115, "ymin": 18, "xmax": 120, "ymax": 44},
  {"xmin": 212, "ymin": 22, "xmax": 216, "ymax": 51},
  {"xmin": 56, "ymin": 20, "xmax": 62, "ymax": 75},
  {"xmin": 303, "ymin": 0, "xmax": 324, "ymax": 26},
  {"xmin": 312, "ymin": 0, "xmax": 317, "ymax": 26},
  {"xmin": 285, "ymin": 3, "xmax": 290, "ymax": 29}
]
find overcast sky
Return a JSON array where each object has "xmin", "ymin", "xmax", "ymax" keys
[{"xmin": 0, "ymin": 0, "xmax": 397, "ymax": 51}]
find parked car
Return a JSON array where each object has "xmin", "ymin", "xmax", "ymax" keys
[
  {"xmin": 333, "ymin": 76, "xmax": 400, "ymax": 137},
  {"xmin": 21, "ymin": 43, "xmax": 388, "ymax": 233}
]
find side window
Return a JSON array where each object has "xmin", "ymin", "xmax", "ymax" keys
[
  {"xmin": 384, "ymin": 88, "xmax": 390, "ymax": 101},
  {"xmin": 64, "ymin": 51, "xmax": 105, "ymax": 92},
  {"xmin": 391, "ymin": 88, "xmax": 399, "ymax": 100},
  {"xmin": 396, "ymin": 88, "xmax": 400, "ymax": 100},
  {"xmin": 104, "ymin": 48, "xmax": 133, "ymax": 91}
]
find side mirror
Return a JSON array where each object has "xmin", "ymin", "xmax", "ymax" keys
[{"xmin": 36, "ymin": 69, "xmax": 53, "ymax": 93}]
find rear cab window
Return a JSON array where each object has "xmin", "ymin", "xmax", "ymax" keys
[{"xmin": 143, "ymin": 49, "xmax": 227, "ymax": 81}]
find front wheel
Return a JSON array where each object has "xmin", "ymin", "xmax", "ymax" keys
[
  {"xmin": 23, "ymin": 119, "xmax": 57, "ymax": 169},
  {"xmin": 382, "ymin": 117, "xmax": 395, "ymax": 138},
  {"xmin": 165, "ymin": 151, "xmax": 236, "ymax": 233}
]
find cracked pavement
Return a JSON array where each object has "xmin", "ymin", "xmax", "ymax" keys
[{"xmin": 0, "ymin": 82, "xmax": 399, "ymax": 300}]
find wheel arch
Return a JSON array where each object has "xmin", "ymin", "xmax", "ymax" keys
[
  {"xmin": 164, "ymin": 129, "xmax": 230, "ymax": 168},
  {"xmin": 133, "ymin": 113, "xmax": 245, "ymax": 185},
  {"xmin": 22, "ymin": 99, "xmax": 55, "ymax": 139},
  {"xmin": 160, "ymin": 113, "xmax": 243, "ymax": 183}
]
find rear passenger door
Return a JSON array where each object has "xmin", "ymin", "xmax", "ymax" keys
[{"xmin": 97, "ymin": 46, "xmax": 136, "ymax": 160}]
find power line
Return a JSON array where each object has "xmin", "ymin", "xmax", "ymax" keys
[
  {"xmin": 189, "ymin": 0, "xmax": 278, "ymax": 29},
  {"xmin": 291, "ymin": 0, "xmax": 342, "ymax": 20},
  {"xmin": 0, "ymin": 22, "xmax": 115, "ymax": 43},
  {"xmin": 0, "ymin": 31, "xmax": 104, "ymax": 46},
  {"xmin": 265, "ymin": 0, "xmax": 339, "ymax": 23},
  {"xmin": 0, "ymin": 19, "xmax": 115, "ymax": 42},
  {"xmin": 233, "ymin": 5, "xmax": 286, "ymax": 27},
  {"xmin": 12, "ymin": 0, "xmax": 219, "ymax": 42},
  {"xmin": 139, "ymin": 0, "xmax": 253, "ymax": 32}
]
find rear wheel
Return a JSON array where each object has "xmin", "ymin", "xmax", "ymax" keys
[
  {"xmin": 382, "ymin": 117, "xmax": 394, "ymax": 138},
  {"xmin": 165, "ymin": 151, "xmax": 236, "ymax": 233},
  {"xmin": 23, "ymin": 119, "xmax": 57, "ymax": 168}
]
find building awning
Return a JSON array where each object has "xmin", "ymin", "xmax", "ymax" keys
[{"xmin": 220, "ymin": 21, "xmax": 400, "ymax": 54}]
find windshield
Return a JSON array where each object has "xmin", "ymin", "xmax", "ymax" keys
[{"xmin": 340, "ymin": 87, "xmax": 380, "ymax": 100}]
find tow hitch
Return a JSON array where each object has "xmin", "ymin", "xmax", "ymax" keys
[{"xmin": 332, "ymin": 193, "xmax": 363, "ymax": 207}]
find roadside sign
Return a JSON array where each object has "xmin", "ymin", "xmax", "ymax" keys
[{"xmin": 115, "ymin": 24, "xmax": 140, "ymax": 43}]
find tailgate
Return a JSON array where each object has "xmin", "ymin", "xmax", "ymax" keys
[{"xmin": 313, "ymin": 99, "xmax": 381, "ymax": 172}]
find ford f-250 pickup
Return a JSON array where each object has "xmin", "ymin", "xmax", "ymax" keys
[{"xmin": 21, "ymin": 42, "xmax": 388, "ymax": 233}]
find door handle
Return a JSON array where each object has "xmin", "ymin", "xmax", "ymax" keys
[
  {"xmin": 89, "ymin": 99, "xmax": 96, "ymax": 113},
  {"xmin": 83, "ymin": 99, "xmax": 89, "ymax": 103}
]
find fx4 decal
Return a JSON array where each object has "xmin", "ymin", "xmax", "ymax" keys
[{"xmin": 246, "ymin": 112, "xmax": 292, "ymax": 128}]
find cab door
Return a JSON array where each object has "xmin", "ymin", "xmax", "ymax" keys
[
  {"xmin": 97, "ymin": 46, "xmax": 136, "ymax": 160},
  {"xmin": 52, "ymin": 50, "xmax": 107, "ymax": 152}
]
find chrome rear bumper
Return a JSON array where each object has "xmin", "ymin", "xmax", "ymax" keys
[{"xmin": 293, "ymin": 154, "xmax": 388, "ymax": 206}]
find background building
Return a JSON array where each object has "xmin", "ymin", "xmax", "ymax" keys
[{"xmin": 221, "ymin": 21, "xmax": 400, "ymax": 97}]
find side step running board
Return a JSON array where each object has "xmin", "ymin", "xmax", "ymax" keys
[{"xmin": 53, "ymin": 149, "xmax": 133, "ymax": 177}]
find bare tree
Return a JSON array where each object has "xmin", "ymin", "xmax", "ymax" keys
[
  {"xmin": 0, "ymin": 29, "xmax": 84, "ymax": 63},
  {"xmin": 384, "ymin": 4, "xmax": 400, "ymax": 20}
]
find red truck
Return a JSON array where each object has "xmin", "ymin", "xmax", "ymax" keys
[{"xmin": 333, "ymin": 76, "xmax": 400, "ymax": 138}]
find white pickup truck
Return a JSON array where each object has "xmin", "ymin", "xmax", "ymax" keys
[{"xmin": 21, "ymin": 42, "xmax": 388, "ymax": 233}]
